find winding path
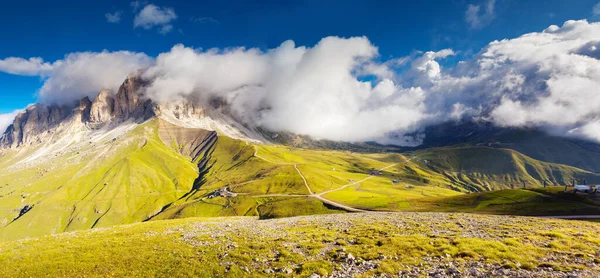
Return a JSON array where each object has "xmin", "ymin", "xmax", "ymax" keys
[{"xmin": 251, "ymin": 146, "xmax": 415, "ymax": 213}]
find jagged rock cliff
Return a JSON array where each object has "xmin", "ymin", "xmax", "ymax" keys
[
  {"xmin": 89, "ymin": 89, "xmax": 114, "ymax": 124},
  {"xmin": 0, "ymin": 75, "xmax": 155, "ymax": 148},
  {"xmin": 0, "ymin": 74, "xmax": 267, "ymax": 148},
  {"xmin": 0, "ymin": 104, "xmax": 72, "ymax": 147}
]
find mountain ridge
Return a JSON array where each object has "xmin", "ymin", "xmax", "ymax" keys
[{"xmin": 0, "ymin": 75, "xmax": 266, "ymax": 149}]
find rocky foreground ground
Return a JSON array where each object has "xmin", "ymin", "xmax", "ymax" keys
[
  {"xmin": 1, "ymin": 212, "xmax": 599, "ymax": 277},
  {"xmin": 173, "ymin": 212, "xmax": 600, "ymax": 277}
]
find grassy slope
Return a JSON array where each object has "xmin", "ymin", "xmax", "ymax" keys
[
  {"xmin": 0, "ymin": 213, "xmax": 598, "ymax": 277},
  {"xmin": 412, "ymin": 146, "xmax": 600, "ymax": 191},
  {"xmin": 0, "ymin": 121, "xmax": 199, "ymax": 241},
  {"xmin": 491, "ymin": 129, "xmax": 600, "ymax": 173},
  {"xmin": 408, "ymin": 186, "xmax": 600, "ymax": 215}
]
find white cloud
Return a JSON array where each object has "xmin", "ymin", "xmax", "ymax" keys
[
  {"xmin": 406, "ymin": 49, "xmax": 455, "ymax": 85},
  {"xmin": 465, "ymin": 0, "xmax": 496, "ymax": 29},
  {"xmin": 105, "ymin": 10, "xmax": 122, "ymax": 23},
  {"xmin": 0, "ymin": 109, "xmax": 23, "ymax": 134},
  {"xmin": 404, "ymin": 19, "xmax": 600, "ymax": 143},
  {"xmin": 158, "ymin": 24, "xmax": 173, "ymax": 35},
  {"xmin": 134, "ymin": 4, "xmax": 177, "ymax": 33},
  {"xmin": 0, "ymin": 51, "xmax": 152, "ymax": 105},
  {"xmin": 142, "ymin": 37, "xmax": 427, "ymax": 142},
  {"xmin": 130, "ymin": 1, "xmax": 142, "ymax": 11},
  {"xmin": 594, "ymin": 2, "xmax": 600, "ymax": 15},
  {"xmin": 38, "ymin": 51, "xmax": 153, "ymax": 104},
  {"xmin": 191, "ymin": 17, "xmax": 219, "ymax": 24},
  {"xmin": 0, "ymin": 57, "xmax": 53, "ymax": 76}
]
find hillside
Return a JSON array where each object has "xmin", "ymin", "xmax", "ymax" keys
[
  {"xmin": 409, "ymin": 187, "xmax": 600, "ymax": 216},
  {"xmin": 411, "ymin": 146, "xmax": 600, "ymax": 191},
  {"xmin": 3, "ymin": 116, "xmax": 600, "ymax": 241},
  {"xmin": 419, "ymin": 121, "xmax": 600, "ymax": 173},
  {"xmin": 0, "ymin": 212, "xmax": 598, "ymax": 277}
]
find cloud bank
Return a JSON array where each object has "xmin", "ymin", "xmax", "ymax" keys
[
  {"xmin": 3, "ymin": 19, "xmax": 600, "ymax": 145},
  {"xmin": 0, "ymin": 51, "xmax": 152, "ymax": 104},
  {"xmin": 143, "ymin": 38, "xmax": 426, "ymax": 142}
]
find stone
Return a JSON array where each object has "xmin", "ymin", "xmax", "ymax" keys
[{"xmin": 346, "ymin": 253, "xmax": 356, "ymax": 264}]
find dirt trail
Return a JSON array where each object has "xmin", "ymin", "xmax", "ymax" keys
[
  {"xmin": 250, "ymin": 146, "xmax": 416, "ymax": 213},
  {"xmin": 294, "ymin": 164, "xmax": 313, "ymax": 195}
]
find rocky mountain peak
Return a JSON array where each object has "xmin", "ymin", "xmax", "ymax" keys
[
  {"xmin": 1, "ymin": 74, "xmax": 156, "ymax": 148},
  {"xmin": 0, "ymin": 104, "xmax": 71, "ymax": 147},
  {"xmin": 113, "ymin": 75, "xmax": 146, "ymax": 118},
  {"xmin": 0, "ymin": 73, "xmax": 267, "ymax": 148}
]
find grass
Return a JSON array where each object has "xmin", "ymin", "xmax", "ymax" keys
[
  {"xmin": 0, "ymin": 121, "xmax": 199, "ymax": 241},
  {"xmin": 0, "ymin": 212, "xmax": 598, "ymax": 277},
  {"xmin": 412, "ymin": 146, "xmax": 600, "ymax": 191},
  {"xmin": 322, "ymin": 177, "xmax": 461, "ymax": 210},
  {"xmin": 406, "ymin": 187, "xmax": 600, "ymax": 215},
  {"xmin": 256, "ymin": 196, "xmax": 344, "ymax": 219}
]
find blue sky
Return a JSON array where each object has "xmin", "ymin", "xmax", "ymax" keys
[{"xmin": 1, "ymin": 0, "xmax": 600, "ymax": 113}]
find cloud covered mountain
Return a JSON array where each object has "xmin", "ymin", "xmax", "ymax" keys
[{"xmin": 2, "ymin": 20, "xmax": 600, "ymax": 145}]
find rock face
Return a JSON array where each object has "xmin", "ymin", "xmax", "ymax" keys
[
  {"xmin": 0, "ymin": 75, "xmax": 156, "ymax": 148},
  {"xmin": 90, "ymin": 89, "xmax": 114, "ymax": 124},
  {"xmin": 0, "ymin": 104, "xmax": 71, "ymax": 147},
  {"xmin": 0, "ymin": 73, "xmax": 266, "ymax": 148},
  {"xmin": 113, "ymin": 75, "xmax": 152, "ymax": 119}
]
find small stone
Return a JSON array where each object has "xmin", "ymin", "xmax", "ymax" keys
[
  {"xmin": 346, "ymin": 253, "xmax": 355, "ymax": 264},
  {"xmin": 282, "ymin": 267, "xmax": 293, "ymax": 274},
  {"xmin": 447, "ymin": 267, "xmax": 460, "ymax": 275},
  {"xmin": 308, "ymin": 274, "xmax": 321, "ymax": 278},
  {"xmin": 263, "ymin": 269, "xmax": 274, "ymax": 274}
]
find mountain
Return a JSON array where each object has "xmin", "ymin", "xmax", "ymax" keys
[
  {"xmin": 0, "ymin": 75, "xmax": 265, "ymax": 149},
  {"xmin": 2, "ymin": 74, "xmax": 600, "ymax": 241},
  {"xmin": 416, "ymin": 120, "xmax": 600, "ymax": 173}
]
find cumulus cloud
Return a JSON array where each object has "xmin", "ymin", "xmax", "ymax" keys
[
  {"xmin": 134, "ymin": 4, "xmax": 177, "ymax": 33},
  {"xmin": 105, "ymin": 10, "xmax": 122, "ymax": 23},
  {"xmin": 0, "ymin": 51, "xmax": 152, "ymax": 104},
  {"xmin": 410, "ymin": 20, "xmax": 600, "ymax": 143},
  {"xmin": 142, "ymin": 37, "xmax": 427, "ymax": 142},
  {"xmin": 0, "ymin": 57, "xmax": 53, "ymax": 76},
  {"xmin": 0, "ymin": 109, "xmax": 23, "ymax": 133},
  {"xmin": 465, "ymin": 0, "xmax": 496, "ymax": 29}
]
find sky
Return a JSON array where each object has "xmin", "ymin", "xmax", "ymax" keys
[{"xmin": 2, "ymin": 0, "xmax": 600, "ymax": 144}]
